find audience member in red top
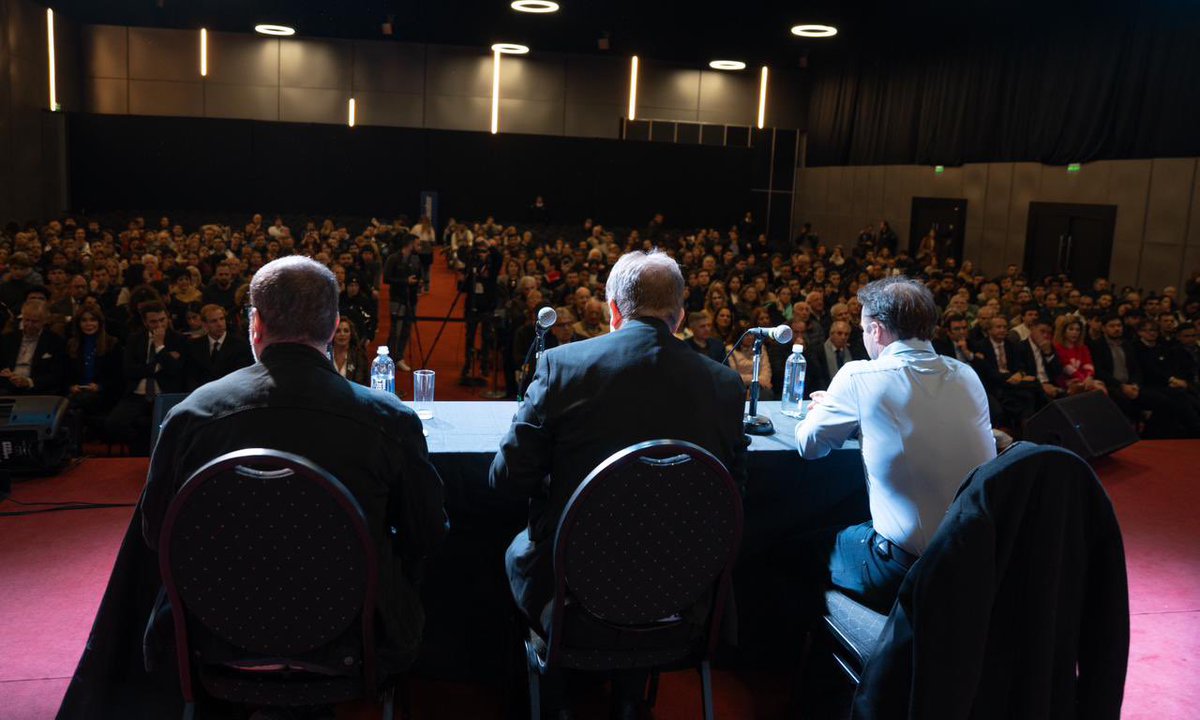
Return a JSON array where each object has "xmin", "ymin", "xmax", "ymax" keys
[{"xmin": 1053, "ymin": 315, "xmax": 1106, "ymax": 394}]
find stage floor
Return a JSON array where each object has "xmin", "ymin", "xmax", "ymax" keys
[{"xmin": 1, "ymin": 441, "xmax": 1197, "ymax": 719}]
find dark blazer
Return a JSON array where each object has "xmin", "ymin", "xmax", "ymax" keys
[
  {"xmin": 1016, "ymin": 338, "xmax": 1064, "ymax": 384},
  {"xmin": 1088, "ymin": 337, "xmax": 1143, "ymax": 391},
  {"xmin": 0, "ymin": 329, "xmax": 68, "ymax": 395},
  {"xmin": 970, "ymin": 336, "xmax": 1032, "ymax": 390},
  {"xmin": 807, "ymin": 340, "xmax": 867, "ymax": 395},
  {"xmin": 140, "ymin": 343, "xmax": 447, "ymax": 668},
  {"xmin": 490, "ymin": 318, "xmax": 748, "ymax": 624},
  {"xmin": 66, "ymin": 336, "xmax": 123, "ymax": 404},
  {"xmin": 184, "ymin": 333, "xmax": 254, "ymax": 390},
  {"xmin": 854, "ymin": 443, "xmax": 1128, "ymax": 720},
  {"xmin": 119, "ymin": 329, "xmax": 189, "ymax": 396}
]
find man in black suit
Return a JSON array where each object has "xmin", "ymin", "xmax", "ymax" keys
[
  {"xmin": 491, "ymin": 250, "xmax": 746, "ymax": 716},
  {"xmin": 185, "ymin": 304, "xmax": 253, "ymax": 390},
  {"xmin": 0, "ymin": 299, "xmax": 67, "ymax": 395},
  {"xmin": 971, "ymin": 315, "xmax": 1041, "ymax": 433},
  {"xmin": 140, "ymin": 256, "xmax": 447, "ymax": 676},
  {"xmin": 808, "ymin": 320, "xmax": 866, "ymax": 394},
  {"xmin": 685, "ymin": 310, "xmax": 726, "ymax": 363},
  {"xmin": 1017, "ymin": 317, "xmax": 1066, "ymax": 402},
  {"xmin": 105, "ymin": 302, "xmax": 188, "ymax": 455}
]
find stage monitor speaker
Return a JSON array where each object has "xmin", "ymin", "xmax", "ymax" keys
[
  {"xmin": 1025, "ymin": 390, "xmax": 1138, "ymax": 459},
  {"xmin": 0, "ymin": 395, "xmax": 71, "ymax": 473}
]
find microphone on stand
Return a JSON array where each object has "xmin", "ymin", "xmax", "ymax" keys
[
  {"xmin": 517, "ymin": 307, "xmax": 558, "ymax": 403},
  {"xmin": 737, "ymin": 325, "xmax": 793, "ymax": 437},
  {"xmin": 746, "ymin": 325, "xmax": 794, "ymax": 344},
  {"xmin": 536, "ymin": 306, "xmax": 557, "ymax": 335}
]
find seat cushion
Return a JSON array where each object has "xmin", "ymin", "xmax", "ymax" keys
[{"xmin": 824, "ymin": 590, "xmax": 887, "ymax": 670}]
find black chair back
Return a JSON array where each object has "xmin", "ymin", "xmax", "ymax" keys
[
  {"xmin": 545, "ymin": 439, "xmax": 743, "ymax": 667},
  {"xmin": 159, "ymin": 448, "xmax": 380, "ymax": 710}
]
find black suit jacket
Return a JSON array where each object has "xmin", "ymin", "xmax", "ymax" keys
[
  {"xmin": 970, "ymin": 336, "xmax": 1032, "ymax": 390},
  {"xmin": 0, "ymin": 330, "xmax": 68, "ymax": 395},
  {"xmin": 185, "ymin": 333, "xmax": 254, "ymax": 390},
  {"xmin": 1088, "ymin": 338, "xmax": 1143, "ymax": 391},
  {"xmin": 140, "ymin": 343, "xmax": 447, "ymax": 667},
  {"xmin": 120, "ymin": 329, "xmax": 189, "ymax": 395},
  {"xmin": 807, "ymin": 341, "xmax": 866, "ymax": 395},
  {"xmin": 1016, "ymin": 338, "xmax": 1063, "ymax": 385},
  {"xmin": 490, "ymin": 318, "xmax": 747, "ymax": 623}
]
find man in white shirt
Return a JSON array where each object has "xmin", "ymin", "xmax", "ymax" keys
[{"xmin": 796, "ymin": 276, "xmax": 995, "ymax": 611}]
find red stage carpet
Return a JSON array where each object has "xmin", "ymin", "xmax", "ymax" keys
[{"xmin": 2, "ymin": 448, "xmax": 1197, "ymax": 718}]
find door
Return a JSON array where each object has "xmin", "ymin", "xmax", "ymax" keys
[
  {"xmin": 910, "ymin": 198, "xmax": 967, "ymax": 263},
  {"xmin": 1024, "ymin": 203, "xmax": 1117, "ymax": 286}
]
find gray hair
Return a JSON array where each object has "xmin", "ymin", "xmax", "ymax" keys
[
  {"xmin": 604, "ymin": 250, "xmax": 684, "ymax": 324},
  {"xmin": 249, "ymin": 256, "xmax": 339, "ymax": 346}
]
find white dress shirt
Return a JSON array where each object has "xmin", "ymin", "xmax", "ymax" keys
[{"xmin": 795, "ymin": 338, "xmax": 996, "ymax": 555}]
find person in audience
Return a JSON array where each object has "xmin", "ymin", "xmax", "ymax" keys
[
  {"xmin": 1053, "ymin": 315, "xmax": 1106, "ymax": 394},
  {"xmin": 572, "ymin": 298, "xmax": 610, "ymax": 339},
  {"xmin": 793, "ymin": 276, "xmax": 995, "ymax": 613},
  {"xmin": 809, "ymin": 319, "xmax": 865, "ymax": 394},
  {"xmin": 491, "ymin": 250, "xmax": 746, "ymax": 717},
  {"xmin": 728, "ymin": 319, "xmax": 774, "ymax": 399},
  {"xmin": 545, "ymin": 307, "xmax": 579, "ymax": 349},
  {"xmin": 383, "ymin": 234, "xmax": 421, "ymax": 372},
  {"xmin": 105, "ymin": 302, "xmax": 187, "ymax": 455},
  {"xmin": 166, "ymin": 267, "xmax": 203, "ymax": 333},
  {"xmin": 686, "ymin": 310, "xmax": 726, "ymax": 363},
  {"xmin": 185, "ymin": 304, "xmax": 253, "ymax": 391},
  {"xmin": 972, "ymin": 315, "xmax": 1041, "ymax": 432},
  {"xmin": 139, "ymin": 256, "xmax": 447, "ymax": 682},
  {"xmin": 1019, "ymin": 317, "xmax": 1065, "ymax": 401},
  {"xmin": 339, "ymin": 274, "xmax": 378, "ymax": 347},
  {"xmin": 0, "ymin": 299, "xmax": 67, "ymax": 395},
  {"xmin": 331, "ymin": 315, "xmax": 370, "ymax": 386},
  {"xmin": 65, "ymin": 307, "xmax": 122, "ymax": 419},
  {"xmin": 712, "ymin": 305, "xmax": 735, "ymax": 346}
]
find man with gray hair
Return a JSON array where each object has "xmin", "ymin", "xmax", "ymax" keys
[
  {"xmin": 795, "ymin": 276, "xmax": 994, "ymax": 612},
  {"xmin": 140, "ymin": 256, "xmax": 447, "ymax": 676},
  {"xmin": 491, "ymin": 249, "xmax": 746, "ymax": 716}
]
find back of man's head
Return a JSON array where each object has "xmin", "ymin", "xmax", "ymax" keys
[
  {"xmin": 857, "ymin": 276, "xmax": 938, "ymax": 341},
  {"xmin": 605, "ymin": 250, "xmax": 684, "ymax": 326},
  {"xmin": 249, "ymin": 256, "xmax": 339, "ymax": 348}
]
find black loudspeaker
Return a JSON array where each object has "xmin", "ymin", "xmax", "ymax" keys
[
  {"xmin": 0, "ymin": 395, "xmax": 71, "ymax": 473},
  {"xmin": 1025, "ymin": 390, "xmax": 1138, "ymax": 459}
]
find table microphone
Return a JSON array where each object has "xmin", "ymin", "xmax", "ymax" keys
[
  {"xmin": 746, "ymin": 324, "xmax": 794, "ymax": 344},
  {"xmin": 536, "ymin": 306, "xmax": 557, "ymax": 333}
]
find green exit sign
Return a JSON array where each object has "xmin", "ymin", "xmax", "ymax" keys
[
  {"xmin": 1067, "ymin": 163, "xmax": 1082, "ymax": 173},
  {"xmin": 934, "ymin": 165, "xmax": 945, "ymax": 175}
]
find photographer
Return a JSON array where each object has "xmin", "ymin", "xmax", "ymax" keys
[
  {"xmin": 457, "ymin": 238, "xmax": 502, "ymax": 382},
  {"xmin": 383, "ymin": 234, "xmax": 422, "ymax": 372}
]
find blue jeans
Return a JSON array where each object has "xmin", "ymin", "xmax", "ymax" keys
[{"xmin": 829, "ymin": 522, "xmax": 915, "ymax": 613}]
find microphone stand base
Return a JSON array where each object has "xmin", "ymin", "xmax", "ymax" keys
[{"xmin": 743, "ymin": 414, "xmax": 775, "ymax": 436}]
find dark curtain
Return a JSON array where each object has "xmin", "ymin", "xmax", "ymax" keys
[{"xmin": 806, "ymin": 3, "xmax": 1200, "ymax": 166}]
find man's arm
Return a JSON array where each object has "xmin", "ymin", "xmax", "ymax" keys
[
  {"xmin": 391, "ymin": 410, "xmax": 448, "ymax": 567},
  {"xmin": 795, "ymin": 369, "xmax": 859, "ymax": 459},
  {"xmin": 489, "ymin": 353, "xmax": 554, "ymax": 497}
]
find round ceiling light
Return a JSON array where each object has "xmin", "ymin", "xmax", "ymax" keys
[
  {"xmin": 709, "ymin": 60, "xmax": 747, "ymax": 71},
  {"xmin": 491, "ymin": 43, "xmax": 531, "ymax": 55},
  {"xmin": 254, "ymin": 24, "xmax": 296, "ymax": 36},
  {"xmin": 511, "ymin": 0, "xmax": 560, "ymax": 13},
  {"xmin": 791, "ymin": 24, "xmax": 838, "ymax": 38}
]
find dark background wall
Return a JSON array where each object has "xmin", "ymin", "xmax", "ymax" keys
[{"xmin": 68, "ymin": 113, "xmax": 755, "ymax": 229}]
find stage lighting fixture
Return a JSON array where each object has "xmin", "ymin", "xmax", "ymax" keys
[
  {"xmin": 254, "ymin": 24, "xmax": 296, "ymax": 36},
  {"xmin": 200, "ymin": 28, "xmax": 207, "ymax": 76},
  {"xmin": 491, "ymin": 43, "xmax": 530, "ymax": 54},
  {"xmin": 791, "ymin": 24, "xmax": 837, "ymax": 38},
  {"xmin": 46, "ymin": 8, "xmax": 57, "ymax": 111},
  {"xmin": 511, "ymin": 0, "xmax": 559, "ymax": 13},
  {"xmin": 709, "ymin": 60, "xmax": 746, "ymax": 71}
]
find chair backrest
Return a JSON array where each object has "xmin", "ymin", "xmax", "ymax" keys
[
  {"xmin": 158, "ymin": 448, "xmax": 379, "ymax": 702},
  {"xmin": 547, "ymin": 439, "xmax": 743, "ymax": 663}
]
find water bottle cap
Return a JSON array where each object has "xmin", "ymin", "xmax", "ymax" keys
[
  {"xmin": 793, "ymin": 344, "xmax": 804, "ymax": 353},
  {"xmin": 377, "ymin": 346, "xmax": 389, "ymax": 355}
]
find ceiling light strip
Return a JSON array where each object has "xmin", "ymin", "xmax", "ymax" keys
[
  {"xmin": 200, "ymin": 28, "xmax": 208, "ymax": 77},
  {"xmin": 348, "ymin": 97, "xmax": 356, "ymax": 128},
  {"xmin": 255, "ymin": 24, "xmax": 296, "ymax": 36},
  {"xmin": 511, "ymin": 0, "xmax": 559, "ymax": 13},
  {"xmin": 757, "ymin": 66, "xmax": 768, "ymax": 129},
  {"xmin": 791, "ymin": 24, "xmax": 837, "ymax": 38},
  {"xmin": 491, "ymin": 49, "xmax": 501, "ymax": 134},
  {"xmin": 628, "ymin": 55, "xmax": 639, "ymax": 120},
  {"xmin": 46, "ymin": 8, "xmax": 57, "ymax": 111}
]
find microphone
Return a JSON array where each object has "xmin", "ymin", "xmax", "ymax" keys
[
  {"xmin": 536, "ymin": 306, "xmax": 557, "ymax": 331},
  {"xmin": 745, "ymin": 324, "xmax": 794, "ymax": 344}
]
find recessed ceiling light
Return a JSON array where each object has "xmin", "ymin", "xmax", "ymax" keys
[
  {"xmin": 491, "ymin": 43, "xmax": 530, "ymax": 55},
  {"xmin": 791, "ymin": 24, "xmax": 837, "ymax": 38},
  {"xmin": 511, "ymin": 0, "xmax": 559, "ymax": 13},
  {"xmin": 254, "ymin": 24, "xmax": 296, "ymax": 36},
  {"xmin": 709, "ymin": 60, "xmax": 747, "ymax": 71}
]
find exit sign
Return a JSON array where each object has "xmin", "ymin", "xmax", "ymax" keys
[
  {"xmin": 934, "ymin": 165, "xmax": 945, "ymax": 175},
  {"xmin": 1067, "ymin": 163, "xmax": 1082, "ymax": 173}
]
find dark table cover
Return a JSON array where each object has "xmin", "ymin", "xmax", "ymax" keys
[{"xmin": 57, "ymin": 401, "xmax": 866, "ymax": 718}]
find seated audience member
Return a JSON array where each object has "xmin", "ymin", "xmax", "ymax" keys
[
  {"xmin": 933, "ymin": 312, "xmax": 978, "ymax": 365},
  {"xmin": 0, "ymin": 299, "xmax": 67, "ymax": 395},
  {"xmin": 105, "ymin": 302, "xmax": 187, "ymax": 455},
  {"xmin": 686, "ymin": 310, "xmax": 726, "ymax": 364},
  {"xmin": 728, "ymin": 320, "xmax": 774, "ymax": 399},
  {"xmin": 795, "ymin": 277, "xmax": 995, "ymax": 612},
  {"xmin": 490, "ymin": 250, "xmax": 746, "ymax": 717},
  {"xmin": 166, "ymin": 268, "xmax": 203, "ymax": 333},
  {"xmin": 572, "ymin": 298, "xmax": 610, "ymax": 339},
  {"xmin": 139, "ymin": 256, "xmax": 447, "ymax": 677},
  {"xmin": 809, "ymin": 319, "xmax": 865, "ymax": 394},
  {"xmin": 1170, "ymin": 323, "xmax": 1199, "ymax": 390},
  {"xmin": 339, "ymin": 274, "xmax": 378, "ymax": 346},
  {"xmin": 185, "ymin": 304, "xmax": 253, "ymax": 390},
  {"xmin": 1089, "ymin": 314, "xmax": 1200, "ymax": 437},
  {"xmin": 331, "ymin": 315, "xmax": 370, "ymax": 386},
  {"xmin": 1019, "ymin": 317, "xmax": 1065, "ymax": 401},
  {"xmin": 0, "ymin": 253, "xmax": 38, "ymax": 311},
  {"xmin": 65, "ymin": 307, "xmax": 122, "ymax": 417},
  {"xmin": 972, "ymin": 315, "xmax": 1041, "ymax": 432},
  {"xmin": 1053, "ymin": 315, "xmax": 1106, "ymax": 394},
  {"xmin": 201, "ymin": 262, "xmax": 238, "ymax": 315},
  {"xmin": 545, "ymin": 307, "xmax": 579, "ymax": 349}
]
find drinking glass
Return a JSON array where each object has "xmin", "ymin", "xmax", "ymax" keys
[{"xmin": 414, "ymin": 369, "xmax": 435, "ymax": 420}]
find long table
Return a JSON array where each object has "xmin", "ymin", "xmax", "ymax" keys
[{"xmin": 58, "ymin": 401, "xmax": 867, "ymax": 716}]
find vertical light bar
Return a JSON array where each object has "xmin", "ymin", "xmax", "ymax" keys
[
  {"xmin": 200, "ymin": 28, "xmax": 208, "ymax": 77},
  {"xmin": 627, "ymin": 55, "xmax": 639, "ymax": 120},
  {"xmin": 757, "ymin": 66, "xmax": 769, "ymax": 129},
  {"xmin": 490, "ymin": 48, "xmax": 501, "ymax": 134},
  {"xmin": 46, "ymin": 8, "xmax": 57, "ymax": 110},
  {"xmin": 348, "ymin": 97, "xmax": 356, "ymax": 127}
]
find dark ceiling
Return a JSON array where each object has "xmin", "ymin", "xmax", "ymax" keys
[{"xmin": 40, "ymin": 0, "xmax": 1144, "ymax": 71}]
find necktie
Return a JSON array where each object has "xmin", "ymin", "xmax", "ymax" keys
[
  {"xmin": 145, "ymin": 340, "xmax": 158, "ymax": 397},
  {"xmin": 835, "ymin": 348, "xmax": 845, "ymax": 367},
  {"xmin": 210, "ymin": 340, "xmax": 220, "ymax": 363},
  {"xmin": 995, "ymin": 343, "xmax": 1007, "ymax": 373}
]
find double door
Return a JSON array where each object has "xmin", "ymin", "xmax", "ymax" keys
[{"xmin": 1024, "ymin": 203, "xmax": 1116, "ymax": 286}]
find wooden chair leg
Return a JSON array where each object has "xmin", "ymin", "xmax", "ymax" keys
[{"xmin": 699, "ymin": 660, "xmax": 714, "ymax": 720}]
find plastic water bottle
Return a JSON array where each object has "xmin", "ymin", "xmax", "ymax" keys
[
  {"xmin": 370, "ymin": 346, "xmax": 396, "ymax": 395},
  {"xmin": 780, "ymin": 344, "xmax": 806, "ymax": 418}
]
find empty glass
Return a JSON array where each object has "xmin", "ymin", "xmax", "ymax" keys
[{"xmin": 414, "ymin": 369, "xmax": 435, "ymax": 420}]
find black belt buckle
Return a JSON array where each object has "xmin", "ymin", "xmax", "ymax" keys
[{"xmin": 876, "ymin": 537, "xmax": 916, "ymax": 569}]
